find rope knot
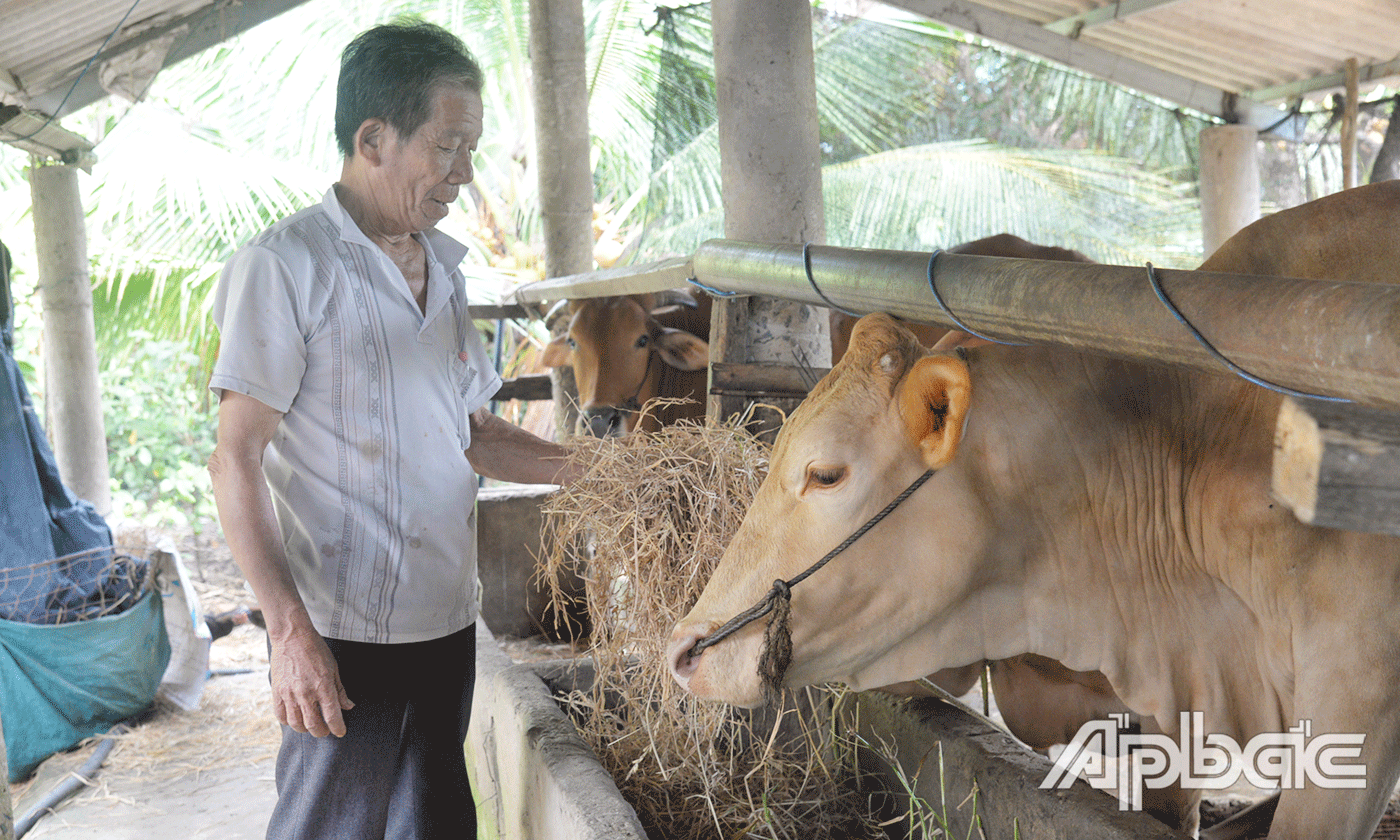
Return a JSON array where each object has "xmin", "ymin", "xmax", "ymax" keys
[{"xmin": 768, "ymin": 578, "xmax": 791, "ymax": 602}]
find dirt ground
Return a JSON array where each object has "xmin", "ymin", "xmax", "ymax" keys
[{"xmin": 6, "ymin": 525, "xmax": 576, "ymax": 840}]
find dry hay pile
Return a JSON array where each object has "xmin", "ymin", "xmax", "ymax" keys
[{"xmin": 539, "ymin": 416, "xmax": 888, "ymax": 840}]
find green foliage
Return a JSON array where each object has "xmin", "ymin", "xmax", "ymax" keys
[{"xmin": 102, "ymin": 336, "xmax": 217, "ymax": 530}]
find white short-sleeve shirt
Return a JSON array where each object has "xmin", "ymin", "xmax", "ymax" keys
[{"xmin": 210, "ymin": 186, "xmax": 501, "ymax": 643}]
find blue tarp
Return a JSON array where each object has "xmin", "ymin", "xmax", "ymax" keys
[
  {"xmin": 0, "ymin": 240, "xmax": 170, "ymax": 781},
  {"xmin": 0, "ymin": 240, "xmax": 122, "ymax": 623},
  {"xmin": 0, "ymin": 587, "xmax": 170, "ymax": 781}
]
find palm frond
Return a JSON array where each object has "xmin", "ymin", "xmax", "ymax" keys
[{"xmin": 821, "ymin": 141, "xmax": 1201, "ymax": 265}]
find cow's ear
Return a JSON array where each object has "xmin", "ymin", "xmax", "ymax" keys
[
  {"xmin": 541, "ymin": 335, "xmax": 572, "ymax": 368},
  {"xmin": 931, "ymin": 331, "xmax": 997, "ymax": 352},
  {"xmin": 655, "ymin": 328, "xmax": 709, "ymax": 371},
  {"xmin": 897, "ymin": 354, "xmax": 971, "ymax": 469}
]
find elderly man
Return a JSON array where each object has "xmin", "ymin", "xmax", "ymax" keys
[{"xmin": 208, "ymin": 21, "xmax": 575, "ymax": 839}]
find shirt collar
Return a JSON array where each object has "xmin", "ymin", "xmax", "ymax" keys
[{"xmin": 320, "ymin": 186, "xmax": 470, "ymax": 274}]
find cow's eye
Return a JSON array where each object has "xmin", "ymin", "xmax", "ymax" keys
[
  {"xmin": 806, "ymin": 466, "xmax": 846, "ymax": 490},
  {"xmin": 635, "ymin": 334, "xmax": 650, "ymax": 349},
  {"xmin": 566, "ymin": 337, "xmax": 577, "ymax": 349}
]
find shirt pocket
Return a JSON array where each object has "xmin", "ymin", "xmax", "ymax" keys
[{"xmin": 452, "ymin": 354, "xmax": 478, "ymax": 450}]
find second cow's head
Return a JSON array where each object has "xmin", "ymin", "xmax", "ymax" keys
[{"xmin": 542, "ymin": 290, "xmax": 711, "ymax": 437}]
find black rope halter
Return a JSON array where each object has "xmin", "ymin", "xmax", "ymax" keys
[{"xmin": 686, "ymin": 468, "xmax": 936, "ymax": 704}]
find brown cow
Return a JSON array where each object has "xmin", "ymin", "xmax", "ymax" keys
[
  {"xmin": 542, "ymin": 289, "xmax": 711, "ymax": 436},
  {"xmin": 667, "ymin": 181, "xmax": 1400, "ymax": 839}
]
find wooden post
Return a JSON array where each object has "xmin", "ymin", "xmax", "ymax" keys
[
  {"xmin": 1369, "ymin": 96, "xmax": 1400, "ymax": 183},
  {"xmin": 1, "ymin": 707, "xmax": 10, "ymax": 840},
  {"xmin": 1273, "ymin": 397, "xmax": 1400, "ymax": 536},
  {"xmin": 29, "ymin": 158, "xmax": 111, "ymax": 516},
  {"xmin": 529, "ymin": 0, "xmax": 593, "ymax": 437},
  {"xmin": 1199, "ymin": 124, "xmax": 1260, "ymax": 259},
  {"xmin": 1342, "ymin": 57, "xmax": 1360, "ymax": 191},
  {"xmin": 709, "ymin": 0, "xmax": 829, "ymax": 433}
]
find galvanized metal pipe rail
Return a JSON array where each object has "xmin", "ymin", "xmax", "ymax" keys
[{"xmin": 692, "ymin": 240, "xmax": 1400, "ymax": 411}]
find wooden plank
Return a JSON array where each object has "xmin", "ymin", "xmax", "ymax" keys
[
  {"xmin": 507, "ymin": 257, "xmax": 693, "ymax": 304},
  {"xmin": 1251, "ymin": 57, "xmax": 1400, "ymax": 102},
  {"xmin": 493, "ymin": 374, "xmax": 554, "ymax": 403},
  {"xmin": 1273, "ymin": 397, "xmax": 1400, "ymax": 536},
  {"xmin": 709, "ymin": 362, "xmax": 830, "ymax": 398},
  {"xmin": 1043, "ymin": 0, "xmax": 1189, "ymax": 37},
  {"xmin": 468, "ymin": 304, "xmax": 532, "ymax": 321}
]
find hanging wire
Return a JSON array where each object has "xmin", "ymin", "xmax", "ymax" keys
[
  {"xmin": 802, "ymin": 242, "xmax": 859, "ymax": 316},
  {"xmin": 926, "ymin": 249, "xmax": 1029, "ymax": 346},
  {"xmin": 686, "ymin": 275, "xmax": 738, "ymax": 298},
  {"xmin": 5, "ymin": 0, "xmax": 144, "ymax": 144},
  {"xmin": 1146, "ymin": 262, "xmax": 1350, "ymax": 403}
]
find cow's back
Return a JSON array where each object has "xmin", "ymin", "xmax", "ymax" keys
[{"xmin": 1201, "ymin": 180, "xmax": 1400, "ymax": 285}]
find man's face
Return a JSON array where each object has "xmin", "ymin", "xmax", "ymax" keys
[{"xmin": 376, "ymin": 84, "xmax": 483, "ymax": 234}]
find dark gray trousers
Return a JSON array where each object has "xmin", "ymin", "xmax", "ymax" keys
[{"xmin": 266, "ymin": 624, "xmax": 477, "ymax": 840}]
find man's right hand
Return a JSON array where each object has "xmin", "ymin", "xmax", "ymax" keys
[{"xmin": 269, "ymin": 627, "xmax": 355, "ymax": 738}]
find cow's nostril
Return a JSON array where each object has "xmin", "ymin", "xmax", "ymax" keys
[
  {"xmin": 667, "ymin": 629, "xmax": 706, "ymax": 685},
  {"xmin": 583, "ymin": 407, "xmax": 626, "ymax": 438}
]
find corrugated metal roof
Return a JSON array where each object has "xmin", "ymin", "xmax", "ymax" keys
[
  {"xmin": 0, "ymin": 0, "xmax": 310, "ymax": 156},
  {"xmin": 889, "ymin": 0, "xmax": 1400, "ymax": 131},
  {"xmin": 1, "ymin": 0, "xmax": 1398, "ymax": 154},
  {"xmin": 1, "ymin": 0, "xmax": 205, "ymax": 105}
]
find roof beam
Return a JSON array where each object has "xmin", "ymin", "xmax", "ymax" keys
[
  {"xmin": 1250, "ymin": 56, "xmax": 1400, "ymax": 102},
  {"xmin": 0, "ymin": 105, "xmax": 96, "ymax": 168},
  {"xmin": 881, "ymin": 0, "xmax": 1300, "ymax": 137},
  {"xmin": 1043, "ymin": 0, "xmax": 1189, "ymax": 37},
  {"xmin": 27, "ymin": 0, "xmax": 313, "ymax": 119}
]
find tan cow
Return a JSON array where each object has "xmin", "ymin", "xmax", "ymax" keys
[
  {"xmin": 542, "ymin": 289, "xmax": 711, "ymax": 436},
  {"xmin": 667, "ymin": 181, "xmax": 1400, "ymax": 840}
]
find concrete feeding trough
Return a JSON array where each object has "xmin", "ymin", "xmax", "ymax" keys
[
  {"xmin": 841, "ymin": 691, "xmax": 1190, "ymax": 840},
  {"xmin": 468, "ymin": 631, "xmax": 1189, "ymax": 840},
  {"xmin": 467, "ymin": 624, "xmax": 648, "ymax": 840}
]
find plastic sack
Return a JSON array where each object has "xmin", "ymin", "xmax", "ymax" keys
[{"xmin": 0, "ymin": 585, "xmax": 170, "ymax": 783}]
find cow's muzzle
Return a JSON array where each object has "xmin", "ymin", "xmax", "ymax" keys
[{"xmin": 581, "ymin": 406, "xmax": 630, "ymax": 437}]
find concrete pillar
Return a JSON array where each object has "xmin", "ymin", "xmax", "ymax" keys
[
  {"xmin": 30, "ymin": 159, "xmax": 111, "ymax": 516},
  {"xmin": 529, "ymin": 0, "xmax": 593, "ymax": 438},
  {"xmin": 709, "ymin": 0, "xmax": 829, "ymax": 431},
  {"xmin": 1199, "ymin": 124, "xmax": 1260, "ymax": 260}
]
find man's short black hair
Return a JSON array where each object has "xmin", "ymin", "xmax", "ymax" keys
[{"xmin": 335, "ymin": 20, "xmax": 482, "ymax": 158}]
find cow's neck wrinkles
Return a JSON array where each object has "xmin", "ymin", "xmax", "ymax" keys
[{"xmin": 956, "ymin": 347, "xmax": 1296, "ymax": 735}]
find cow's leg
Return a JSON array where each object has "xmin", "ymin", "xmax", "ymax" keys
[
  {"xmin": 1135, "ymin": 714, "xmax": 1203, "ymax": 836},
  {"xmin": 1139, "ymin": 778, "xmax": 1202, "ymax": 836},
  {"xmin": 1265, "ymin": 667, "xmax": 1400, "ymax": 840},
  {"xmin": 1200, "ymin": 793, "xmax": 1279, "ymax": 840}
]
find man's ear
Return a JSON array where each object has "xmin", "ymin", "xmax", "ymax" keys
[
  {"xmin": 655, "ymin": 328, "xmax": 709, "ymax": 371},
  {"xmin": 355, "ymin": 119, "xmax": 389, "ymax": 165},
  {"xmin": 897, "ymin": 354, "xmax": 971, "ymax": 469}
]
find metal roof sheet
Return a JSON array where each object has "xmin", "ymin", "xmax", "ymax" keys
[
  {"xmin": 888, "ymin": 0, "xmax": 1400, "ymax": 130},
  {"xmin": 1, "ymin": 0, "xmax": 1397, "ymax": 156},
  {"xmin": 0, "ymin": 0, "xmax": 310, "ymax": 157}
]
